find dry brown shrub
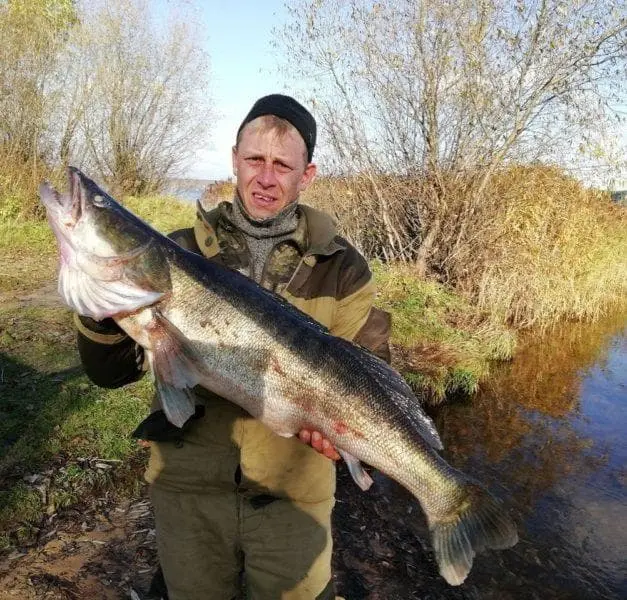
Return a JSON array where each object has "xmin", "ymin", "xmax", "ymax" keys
[
  {"xmin": 302, "ymin": 175, "xmax": 428, "ymax": 263},
  {"xmin": 200, "ymin": 180, "xmax": 235, "ymax": 210},
  {"xmin": 304, "ymin": 166, "xmax": 626, "ymax": 329}
]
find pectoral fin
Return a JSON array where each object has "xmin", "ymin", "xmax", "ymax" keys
[
  {"xmin": 144, "ymin": 311, "xmax": 207, "ymax": 428},
  {"xmin": 153, "ymin": 376, "xmax": 197, "ymax": 429},
  {"xmin": 338, "ymin": 449, "xmax": 374, "ymax": 491}
]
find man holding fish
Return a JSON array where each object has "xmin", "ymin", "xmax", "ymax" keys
[
  {"xmin": 41, "ymin": 94, "xmax": 516, "ymax": 599},
  {"xmin": 73, "ymin": 95, "xmax": 392, "ymax": 600}
]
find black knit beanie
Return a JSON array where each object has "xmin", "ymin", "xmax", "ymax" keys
[{"xmin": 237, "ymin": 94, "xmax": 317, "ymax": 162}]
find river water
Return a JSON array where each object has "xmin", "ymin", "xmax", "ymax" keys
[{"xmin": 333, "ymin": 311, "xmax": 626, "ymax": 599}]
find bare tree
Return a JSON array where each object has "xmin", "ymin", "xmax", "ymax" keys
[
  {"xmin": 0, "ymin": 0, "xmax": 76, "ymax": 186},
  {"xmin": 1, "ymin": 0, "xmax": 213, "ymax": 207},
  {"xmin": 279, "ymin": 0, "xmax": 626, "ymax": 272},
  {"xmin": 63, "ymin": 0, "xmax": 213, "ymax": 195}
]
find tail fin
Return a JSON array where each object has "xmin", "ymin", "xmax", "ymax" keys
[{"xmin": 430, "ymin": 484, "xmax": 518, "ymax": 586}]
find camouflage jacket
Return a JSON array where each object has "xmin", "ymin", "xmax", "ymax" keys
[{"xmin": 75, "ymin": 200, "xmax": 391, "ymax": 502}]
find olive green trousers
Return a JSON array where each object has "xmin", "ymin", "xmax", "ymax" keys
[{"xmin": 150, "ymin": 487, "xmax": 336, "ymax": 600}]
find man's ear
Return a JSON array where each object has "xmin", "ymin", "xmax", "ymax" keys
[
  {"xmin": 231, "ymin": 146, "xmax": 238, "ymax": 176},
  {"xmin": 299, "ymin": 163, "xmax": 317, "ymax": 192}
]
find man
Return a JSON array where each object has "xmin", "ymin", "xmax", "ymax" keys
[{"xmin": 75, "ymin": 94, "xmax": 390, "ymax": 599}]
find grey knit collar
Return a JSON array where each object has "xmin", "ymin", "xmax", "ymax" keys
[{"xmin": 230, "ymin": 193, "xmax": 299, "ymax": 239}]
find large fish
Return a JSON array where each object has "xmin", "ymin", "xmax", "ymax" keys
[{"xmin": 40, "ymin": 167, "xmax": 517, "ymax": 585}]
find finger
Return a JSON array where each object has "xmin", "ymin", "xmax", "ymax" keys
[
  {"xmin": 322, "ymin": 438, "xmax": 340, "ymax": 461},
  {"xmin": 311, "ymin": 431, "xmax": 323, "ymax": 452}
]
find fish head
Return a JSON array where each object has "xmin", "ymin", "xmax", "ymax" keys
[
  {"xmin": 40, "ymin": 167, "xmax": 170, "ymax": 320},
  {"xmin": 40, "ymin": 167, "xmax": 150, "ymax": 259}
]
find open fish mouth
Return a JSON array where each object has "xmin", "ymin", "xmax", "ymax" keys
[
  {"xmin": 39, "ymin": 170, "xmax": 164, "ymax": 321},
  {"xmin": 39, "ymin": 181, "xmax": 65, "ymax": 211},
  {"xmin": 39, "ymin": 168, "xmax": 85, "ymax": 225},
  {"xmin": 39, "ymin": 180, "xmax": 77, "ymax": 268},
  {"xmin": 39, "ymin": 169, "xmax": 90, "ymax": 264}
]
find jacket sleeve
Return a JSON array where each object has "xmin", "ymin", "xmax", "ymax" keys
[
  {"xmin": 353, "ymin": 306, "xmax": 392, "ymax": 364},
  {"xmin": 329, "ymin": 277, "xmax": 376, "ymax": 342},
  {"xmin": 329, "ymin": 252, "xmax": 392, "ymax": 363},
  {"xmin": 75, "ymin": 314, "xmax": 145, "ymax": 388}
]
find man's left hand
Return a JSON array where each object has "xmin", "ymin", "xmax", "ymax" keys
[{"xmin": 298, "ymin": 429, "xmax": 341, "ymax": 461}]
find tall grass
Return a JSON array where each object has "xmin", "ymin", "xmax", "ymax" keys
[
  {"xmin": 0, "ymin": 152, "xmax": 65, "ymax": 220},
  {"xmin": 122, "ymin": 194, "xmax": 196, "ymax": 233},
  {"xmin": 447, "ymin": 166, "xmax": 627, "ymax": 329},
  {"xmin": 0, "ymin": 155, "xmax": 59, "ymax": 292}
]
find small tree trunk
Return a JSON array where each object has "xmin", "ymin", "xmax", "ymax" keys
[
  {"xmin": 415, "ymin": 218, "xmax": 441, "ymax": 278},
  {"xmin": 368, "ymin": 172, "xmax": 406, "ymax": 260}
]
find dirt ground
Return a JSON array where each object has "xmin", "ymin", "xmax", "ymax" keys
[
  {"xmin": 0, "ymin": 283, "xmax": 158, "ymax": 600},
  {"xmin": 0, "ymin": 494, "xmax": 158, "ymax": 600}
]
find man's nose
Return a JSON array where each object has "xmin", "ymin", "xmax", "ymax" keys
[{"xmin": 257, "ymin": 162, "xmax": 277, "ymax": 187}]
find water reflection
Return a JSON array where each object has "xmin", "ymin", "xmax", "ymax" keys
[{"xmin": 434, "ymin": 311, "xmax": 627, "ymax": 599}]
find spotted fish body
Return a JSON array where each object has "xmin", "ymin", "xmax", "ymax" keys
[{"xmin": 40, "ymin": 168, "xmax": 518, "ymax": 586}]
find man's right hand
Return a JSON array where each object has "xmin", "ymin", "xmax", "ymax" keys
[{"xmin": 298, "ymin": 429, "xmax": 340, "ymax": 461}]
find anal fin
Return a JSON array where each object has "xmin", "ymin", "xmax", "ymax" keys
[{"xmin": 338, "ymin": 449, "xmax": 374, "ymax": 491}]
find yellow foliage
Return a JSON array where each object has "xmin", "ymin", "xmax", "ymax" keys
[
  {"xmin": 450, "ymin": 165, "xmax": 627, "ymax": 328},
  {"xmin": 304, "ymin": 165, "xmax": 626, "ymax": 329}
]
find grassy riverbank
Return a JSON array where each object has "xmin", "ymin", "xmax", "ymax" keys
[{"xmin": 373, "ymin": 263, "xmax": 515, "ymax": 400}]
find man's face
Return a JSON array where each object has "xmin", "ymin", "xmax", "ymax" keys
[{"xmin": 232, "ymin": 120, "xmax": 316, "ymax": 220}]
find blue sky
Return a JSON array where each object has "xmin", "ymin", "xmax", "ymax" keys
[{"xmin": 158, "ymin": 0, "xmax": 299, "ymax": 180}]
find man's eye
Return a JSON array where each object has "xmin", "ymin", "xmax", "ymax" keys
[
  {"xmin": 247, "ymin": 157, "xmax": 263, "ymax": 164},
  {"xmin": 275, "ymin": 163, "xmax": 291, "ymax": 173}
]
